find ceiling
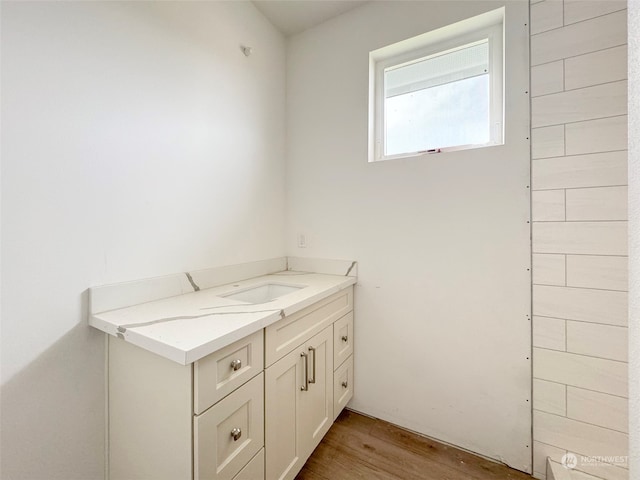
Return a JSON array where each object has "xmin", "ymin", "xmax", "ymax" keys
[{"xmin": 252, "ymin": 1, "xmax": 369, "ymax": 36}]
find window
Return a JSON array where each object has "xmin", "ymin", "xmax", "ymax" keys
[{"xmin": 369, "ymin": 8, "xmax": 504, "ymax": 162}]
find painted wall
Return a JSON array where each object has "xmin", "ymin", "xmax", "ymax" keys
[
  {"xmin": 627, "ymin": 1, "xmax": 639, "ymax": 478},
  {"xmin": 528, "ymin": 1, "xmax": 630, "ymax": 479},
  {"xmin": 0, "ymin": 2, "xmax": 285, "ymax": 478},
  {"xmin": 285, "ymin": 1, "xmax": 532, "ymax": 471}
]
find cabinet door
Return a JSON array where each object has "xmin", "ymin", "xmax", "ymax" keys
[
  {"xmin": 265, "ymin": 345, "xmax": 306, "ymax": 480},
  {"xmin": 299, "ymin": 325, "xmax": 334, "ymax": 457}
]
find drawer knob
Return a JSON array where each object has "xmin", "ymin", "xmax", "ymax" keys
[
  {"xmin": 341, "ymin": 335, "xmax": 348, "ymax": 342},
  {"xmin": 342, "ymin": 381, "xmax": 348, "ymax": 388},
  {"xmin": 230, "ymin": 359, "xmax": 242, "ymax": 371},
  {"xmin": 230, "ymin": 427, "xmax": 242, "ymax": 441}
]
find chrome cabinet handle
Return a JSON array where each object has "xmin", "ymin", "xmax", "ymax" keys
[
  {"xmin": 230, "ymin": 427, "xmax": 242, "ymax": 441},
  {"xmin": 300, "ymin": 352, "xmax": 309, "ymax": 391},
  {"xmin": 230, "ymin": 359, "xmax": 242, "ymax": 371},
  {"xmin": 342, "ymin": 381, "xmax": 348, "ymax": 388},
  {"xmin": 341, "ymin": 335, "xmax": 348, "ymax": 342},
  {"xmin": 308, "ymin": 346, "xmax": 316, "ymax": 384}
]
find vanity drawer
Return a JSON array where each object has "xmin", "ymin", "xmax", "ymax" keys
[
  {"xmin": 333, "ymin": 355, "xmax": 353, "ymax": 421},
  {"xmin": 194, "ymin": 373, "xmax": 264, "ymax": 480},
  {"xmin": 333, "ymin": 312, "xmax": 353, "ymax": 369},
  {"xmin": 265, "ymin": 286, "xmax": 352, "ymax": 366},
  {"xmin": 233, "ymin": 449, "xmax": 264, "ymax": 480},
  {"xmin": 194, "ymin": 330, "xmax": 264, "ymax": 415}
]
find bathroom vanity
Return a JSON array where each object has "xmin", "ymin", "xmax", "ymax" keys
[{"xmin": 89, "ymin": 258, "xmax": 356, "ymax": 480}]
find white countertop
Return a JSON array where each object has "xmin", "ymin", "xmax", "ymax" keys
[{"xmin": 89, "ymin": 270, "xmax": 356, "ymax": 365}]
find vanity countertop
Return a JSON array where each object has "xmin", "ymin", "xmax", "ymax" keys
[{"xmin": 89, "ymin": 270, "xmax": 356, "ymax": 365}]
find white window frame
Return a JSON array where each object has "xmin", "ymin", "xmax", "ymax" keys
[{"xmin": 368, "ymin": 8, "xmax": 505, "ymax": 163}]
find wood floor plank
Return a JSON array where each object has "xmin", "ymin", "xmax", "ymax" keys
[{"xmin": 296, "ymin": 410, "xmax": 532, "ymax": 480}]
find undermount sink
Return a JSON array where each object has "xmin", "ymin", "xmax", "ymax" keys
[{"xmin": 221, "ymin": 283, "xmax": 304, "ymax": 304}]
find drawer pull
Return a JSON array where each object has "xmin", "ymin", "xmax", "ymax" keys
[
  {"xmin": 308, "ymin": 346, "xmax": 316, "ymax": 384},
  {"xmin": 341, "ymin": 335, "xmax": 348, "ymax": 342},
  {"xmin": 300, "ymin": 352, "xmax": 309, "ymax": 391},
  {"xmin": 230, "ymin": 427, "xmax": 242, "ymax": 441},
  {"xmin": 230, "ymin": 359, "xmax": 242, "ymax": 371},
  {"xmin": 342, "ymin": 381, "xmax": 348, "ymax": 389}
]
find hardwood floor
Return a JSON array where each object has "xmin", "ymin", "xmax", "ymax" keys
[{"xmin": 296, "ymin": 410, "xmax": 533, "ymax": 480}]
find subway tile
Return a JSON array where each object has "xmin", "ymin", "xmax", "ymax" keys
[
  {"xmin": 532, "ymin": 222, "xmax": 627, "ymax": 256},
  {"xmin": 565, "ymin": 186, "xmax": 628, "ymax": 221},
  {"xmin": 567, "ymin": 321, "xmax": 628, "ymax": 362},
  {"xmin": 532, "ymin": 60, "xmax": 565, "ymax": 97},
  {"xmin": 533, "ymin": 285, "xmax": 627, "ymax": 326},
  {"xmin": 532, "ymin": 81, "xmax": 627, "ymax": 128},
  {"xmin": 567, "ymin": 387, "xmax": 628, "ymax": 433},
  {"xmin": 533, "ymin": 253, "xmax": 566, "ymax": 286},
  {"xmin": 533, "ymin": 190, "xmax": 566, "ymax": 221},
  {"xmin": 534, "ymin": 378, "xmax": 567, "ymax": 415},
  {"xmin": 534, "ymin": 442, "xmax": 566, "ymax": 479},
  {"xmin": 565, "ymin": 45, "xmax": 627, "ymax": 90},
  {"xmin": 566, "ymin": 255, "xmax": 628, "ymax": 291},
  {"xmin": 531, "ymin": 0, "xmax": 564, "ymax": 35},
  {"xmin": 534, "ymin": 348, "xmax": 628, "ymax": 396},
  {"xmin": 532, "ymin": 151, "xmax": 627, "ymax": 190},
  {"xmin": 531, "ymin": 10, "xmax": 627, "ymax": 65},
  {"xmin": 565, "ymin": 116, "xmax": 628, "ymax": 156},
  {"xmin": 564, "ymin": 0, "xmax": 627, "ymax": 25},
  {"xmin": 534, "ymin": 316, "xmax": 566, "ymax": 351},
  {"xmin": 534, "ymin": 411, "xmax": 628, "ymax": 459},
  {"xmin": 532, "ymin": 125, "xmax": 565, "ymax": 159}
]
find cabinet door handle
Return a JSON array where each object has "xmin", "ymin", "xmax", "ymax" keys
[
  {"xmin": 308, "ymin": 346, "xmax": 316, "ymax": 384},
  {"xmin": 230, "ymin": 427, "xmax": 242, "ymax": 441},
  {"xmin": 341, "ymin": 335, "xmax": 348, "ymax": 342},
  {"xmin": 342, "ymin": 381, "xmax": 348, "ymax": 389},
  {"xmin": 230, "ymin": 359, "xmax": 242, "ymax": 371},
  {"xmin": 300, "ymin": 352, "xmax": 309, "ymax": 391}
]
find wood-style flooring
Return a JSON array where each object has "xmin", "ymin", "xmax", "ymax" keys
[{"xmin": 295, "ymin": 410, "xmax": 533, "ymax": 480}]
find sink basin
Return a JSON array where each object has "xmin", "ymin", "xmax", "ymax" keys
[{"xmin": 221, "ymin": 283, "xmax": 304, "ymax": 304}]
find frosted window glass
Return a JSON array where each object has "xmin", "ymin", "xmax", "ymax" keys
[{"xmin": 383, "ymin": 40, "xmax": 491, "ymax": 155}]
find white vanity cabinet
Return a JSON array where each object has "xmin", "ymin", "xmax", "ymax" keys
[
  {"xmin": 106, "ymin": 285, "xmax": 354, "ymax": 480},
  {"xmin": 264, "ymin": 287, "xmax": 353, "ymax": 480}
]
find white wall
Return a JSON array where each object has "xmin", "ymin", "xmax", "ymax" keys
[
  {"xmin": 628, "ymin": 0, "xmax": 639, "ymax": 478},
  {"xmin": 0, "ymin": 2, "xmax": 285, "ymax": 478},
  {"xmin": 285, "ymin": 1, "xmax": 532, "ymax": 471}
]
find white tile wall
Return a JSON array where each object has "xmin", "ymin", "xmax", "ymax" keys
[
  {"xmin": 534, "ymin": 410, "xmax": 629, "ymax": 460},
  {"xmin": 533, "ymin": 348, "xmax": 628, "ymax": 397},
  {"xmin": 532, "ymin": 221, "xmax": 627, "ymax": 256},
  {"xmin": 533, "ymin": 254, "xmax": 566, "ymax": 286},
  {"xmin": 534, "ymin": 316, "xmax": 567, "ymax": 350},
  {"xmin": 530, "ymin": 4, "xmax": 629, "ymax": 478},
  {"xmin": 531, "ymin": 0, "xmax": 564, "ymax": 34},
  {"xmin": 565, "ymin": 186, "xmax": 628, "ymax": 221},
  {"xmin": 566, "ymin": 255, "xmax": 628, "ymax": 291},
  {"xmin": 533, "ymin": 190, "xmax": 566, "ymax": 221},
  {"xmin": 532, "ymin": 125, "xmax": 565, "ymax": 159},
  {"xmin": 531, "ymin": 61, "xmax": 565, "ymax": 97},
  {"xmin": 534, "ymin": 379, "xmax": 568, "ymax": 415},
  {"xmin": 565, "ymin": 115, "xmax": 628, "ymax": 156},
  {"xmin": 532, "ymin": 80, "xmax": 627, "ymax": 127},
  {"xmin": 563, "ymin": 0, "xmax": 627, "ymax": 25},
  {"xmin": 532, "ymin": 151, "xmax": 628, "ymax": 190},
  {"xmin": 533, "ymin": 285, "xmax": 627, "ymax": 326},
  {"xmin": 564, "ymin": 45, "xmax": 627, "ymax": 90},
  {"xmin": 567, "ymin": 387, "xmax": 628, "ymax": 433},
  {"xmin": 566, "ymin": 321, "xmax": 628, "ymax": 362},
  {"xmin": 531, "ymin": 10, "xmax": 627, "ymax": 65}
]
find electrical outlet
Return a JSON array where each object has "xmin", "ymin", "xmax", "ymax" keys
[{"xmin": 297, "ymin": 234, "xmax": 307, "ymax": 248}]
